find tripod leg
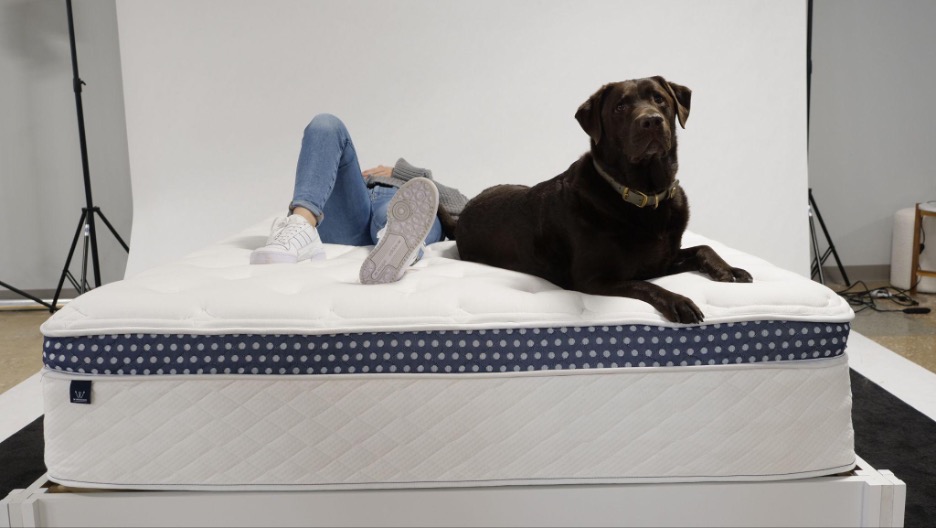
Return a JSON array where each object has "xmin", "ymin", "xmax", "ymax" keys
[
  {"xmin": 0, "ymin": 280, "xmax": 53, "ymax": 310},
  {"xmin": 65, "ymin": 271, "xmax": 81, "ymax": 291},
  {"xmin": 93, "ymin": 208, "xmax": 129, "ymax": 252},
  {"xmin": 51, "ymin": 209, "xmax": 88, "ymax": 312},
  {"xmin": 809, "ymin": 206, "xmax": 825, "ymax": 284},
  {"xmin": 809, "ymin": 190, "xmax": 850, "ymax": 286}
]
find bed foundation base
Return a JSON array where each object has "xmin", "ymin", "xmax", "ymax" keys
[{"xmin": 1, "ymin": 457, "xmax": 905, "ymax": 528}]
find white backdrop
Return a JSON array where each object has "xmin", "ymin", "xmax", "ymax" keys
[{"xmin": 117, "ymin": 0, "xmax": 808, "ymax": 277}]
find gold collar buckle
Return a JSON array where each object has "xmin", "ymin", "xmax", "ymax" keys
[{"xmin": 632, "ymin": 189, "xmax": 649, "ymax": 208}]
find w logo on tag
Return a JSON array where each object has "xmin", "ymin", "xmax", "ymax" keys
[{"xmin": 70, "ymin": 380, "xmax": 92, "ymax": 404}]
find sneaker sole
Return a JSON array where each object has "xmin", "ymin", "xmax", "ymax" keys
[{"xmin": 360, "ymin": 178, "xmax": 439, "ymax": 284}]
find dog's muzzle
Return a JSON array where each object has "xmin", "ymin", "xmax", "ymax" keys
[{"xmin": 631, "ymin": 113, "xmax": 670, "ymax": 157}]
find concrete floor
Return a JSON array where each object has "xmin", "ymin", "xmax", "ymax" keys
[
  {"xmin": 1, "ymin": 286, "xmax": 935, "ymax": 392},
  {"xmin": 0, "ymin": 308, "xmax": 48, "ymax": 394},
  {"xmin": 833, "ymin": 282, "xmax": 936, "ymax": 373}
]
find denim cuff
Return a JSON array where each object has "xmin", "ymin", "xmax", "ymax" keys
[{"xmin": 288, "ymin": 199, "xmax": 324, "ymax": 224}]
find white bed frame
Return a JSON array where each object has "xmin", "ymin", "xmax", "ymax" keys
[{"xmin": 1, "ymin": 457, "xmax": 905, "ymax": 527}]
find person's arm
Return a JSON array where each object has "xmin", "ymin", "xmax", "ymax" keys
[
  {"xmin": 362, "ymin": 165, "xmax": 393, "ymax": 178},
  {"xmin": 363, "ymin": 159, "xmax": 434, "ymax": 181}
]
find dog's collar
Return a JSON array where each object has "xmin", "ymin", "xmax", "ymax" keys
[{"xmin": 592, "ymin": 159, "xmax": 679, "ymax": 209}]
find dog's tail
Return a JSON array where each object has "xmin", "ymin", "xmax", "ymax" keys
[{"xmin": 438, "ymin": 207, "xmax": 458, "ymax": 240}]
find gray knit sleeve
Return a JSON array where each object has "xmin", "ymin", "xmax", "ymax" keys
[
  {"xmin": 435, "ymin": 181, "xmax": 469, "ymax": 220},
  {"xmin": 390, "ymin": 158, "xmax": 469, "ymax": 221},
  {"xmin": 392, "ymin": 158, "xmax": 433, "ymax": 181}
]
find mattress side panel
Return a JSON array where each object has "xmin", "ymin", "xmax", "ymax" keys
[{"xmin": 42, "ymin": 356, "xmax": 855, "ymax": 489}]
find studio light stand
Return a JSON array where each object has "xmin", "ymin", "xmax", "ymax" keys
[
  {"xmin": 806, "ymin": 0, "xmax": 849, "ymax": 287},
  {"xmin": 50, "ymin": 0, "xmax": 129, "ymax": 313}
]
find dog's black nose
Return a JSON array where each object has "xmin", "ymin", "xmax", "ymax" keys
[{"xmin": 639, "ymin": 115, "xmax": 664, "ymax": 130}]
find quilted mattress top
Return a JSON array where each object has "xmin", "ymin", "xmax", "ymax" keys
[{"xmin": 42, "ymin": 216, "xmax": 853, "ymax": 338}]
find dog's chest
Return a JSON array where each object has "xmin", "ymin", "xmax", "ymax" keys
[
  {"xmin": 577, "ymin": 211, "xmax": 683, "ymax": 278},
  {"xmin": 620, "ymin": 232, "xmax": 678, "ymax": 273}
]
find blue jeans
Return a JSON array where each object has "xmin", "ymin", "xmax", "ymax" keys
[{"xmin": 289, "ymin": 114, "xmax": 444, "ymax": 246}]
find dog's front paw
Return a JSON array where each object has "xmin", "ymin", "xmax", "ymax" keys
[
  {"xmin": 729, "ymin": 267, "xmax": 753, "ymax": 283},
  {"xmin": 711, "ymin": 267, "xmax": 753, "ymax": 283},
  {"xmin": 658, "ymin": 294, "xmax": 705, "ymax": 325}
]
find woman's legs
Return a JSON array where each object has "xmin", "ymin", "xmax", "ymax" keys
[
  {"xmin": 288, "ymin": 113, "xmax": 446, "ymax": 250},
  {"xmin": 289, "ymin": 114, "xmax": 373, "ymax": 246}
]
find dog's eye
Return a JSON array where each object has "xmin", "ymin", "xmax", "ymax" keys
[
  {"xmin": 615, "ymin": 102, "xmax": 629, "ymax": 112},
  {"xmin": 652, "ymin": 93, "xmax": 665, "ymax": 104}
]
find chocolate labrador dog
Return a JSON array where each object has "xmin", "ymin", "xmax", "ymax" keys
[{"xmin": 452, "ymin": 76, "xmax": 752, "ymax": 324}]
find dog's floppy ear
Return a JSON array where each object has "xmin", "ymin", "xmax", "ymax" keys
[
  {"xmin": 653, "ymin": 76, "xmax": 691, "ymax": 128},
  {"xmin": 575, "ymin": 84, "xmax": 611, "ymax": 145}
]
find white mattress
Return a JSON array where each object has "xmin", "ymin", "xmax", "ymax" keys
[{"xmin": 40, "ymin": 217, "xmax": 856, "ymax": 490}]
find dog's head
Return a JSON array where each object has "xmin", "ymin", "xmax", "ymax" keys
[{"xmin": 575, "ymin": 76, "xmax": 691, "ymax": 164}]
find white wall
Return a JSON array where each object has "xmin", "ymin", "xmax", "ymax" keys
[
  {"xmin": 117, "ymin": 0, "xmax": 809, "ymax": 277},
  {"xmin": 0, "ymin": 0, "xmax": 132, "ymax": 293},
  {"xmin": 810, "ymin": 0, "xmax": 936, "ymax": 268}
]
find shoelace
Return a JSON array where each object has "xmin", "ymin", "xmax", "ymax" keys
[{"xmin": 271, "ymin": 222, "xmax": 307, "ymax": 248}]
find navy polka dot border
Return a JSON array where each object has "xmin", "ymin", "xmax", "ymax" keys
[{"xmin": 43, "ymin": 321, "xmax": 849, "ymax": 376}]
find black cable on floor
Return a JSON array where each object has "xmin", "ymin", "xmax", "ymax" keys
[{"xmin": 834, "ymin": 280, "xmax": 931, "ymax": 314}]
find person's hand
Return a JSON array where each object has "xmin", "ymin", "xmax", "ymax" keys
[{"xmin": 362, "ymin": 165, "xmax": 393, "ymax": 178}]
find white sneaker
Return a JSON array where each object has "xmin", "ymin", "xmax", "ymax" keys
[
  {"xmin": 250, "ymin": 215, "xmax": 325, "ymax": 264},
  {"xmin": 360, "ymin": 177, "xmax": 439, "ymax": 284}
]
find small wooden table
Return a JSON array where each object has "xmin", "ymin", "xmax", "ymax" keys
[{"xmin": 910, "ymin": 202, "xmax": 936, "ymax": 294}]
